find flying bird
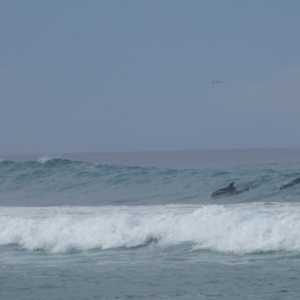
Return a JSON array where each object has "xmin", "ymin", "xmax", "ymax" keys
[{"xmin": 212, "ymin": 81, "xmax": 222, "ymax": 84}]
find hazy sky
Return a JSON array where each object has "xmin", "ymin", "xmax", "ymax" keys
[{"xmin": 1, "ymin": 0, "xmax": 300, "ymax": 155}]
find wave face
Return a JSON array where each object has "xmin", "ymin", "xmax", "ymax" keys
[
  {"xmin": 1, "ymin": 155, "xmax": 300, "ymax": 206},
  {"xmin": 1, "ymin": 204, "xmax": 300, "ymax": 254}
]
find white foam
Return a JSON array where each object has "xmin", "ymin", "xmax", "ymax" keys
[
  {"xmin": 1, "ymin": 204, "xmax": 300, "ymax": 254},
  {"xmin": 38, "ymin": 156, "xmax": 52, "ymax": 163},
  {"xmin": 37, "ymin": 156, "xmax": 61, "ymax": 163}
]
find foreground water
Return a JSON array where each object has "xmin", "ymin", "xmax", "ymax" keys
[{"xmin": 1, "ymin": 149, "xmax": 300, "ymax": 299}]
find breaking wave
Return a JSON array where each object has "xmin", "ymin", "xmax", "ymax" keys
[{"xmin": 1, "ymin": 204, "xmax": 300, "ymax": 254}]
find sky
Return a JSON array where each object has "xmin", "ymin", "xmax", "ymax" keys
[{"xmin": 1, "ymin": 0, "xmax": 300, "ymax": 155}]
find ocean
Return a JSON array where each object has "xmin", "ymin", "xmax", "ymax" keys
[{"xmin": 1, "ymin": 148, "xmax": 300, "ymax": 299}]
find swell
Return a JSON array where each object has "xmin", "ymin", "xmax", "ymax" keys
[{"xmin": 0, "ymin": 158, "xmax": 300, "ymax": 206}]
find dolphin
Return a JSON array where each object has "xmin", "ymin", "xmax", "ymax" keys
[
  {"xmin": 211, "ymin": 182, "xmax": 249, "ymax": 198},
  {"xmin": 279, "ymin": 177, "xmax": 300, "ymax": 190}
]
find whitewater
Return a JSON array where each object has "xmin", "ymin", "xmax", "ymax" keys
[{"xmin": 1, "ymin": 149, "xmax": 300, "ymax": 299}]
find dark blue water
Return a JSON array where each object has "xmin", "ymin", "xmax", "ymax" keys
[{"xmin": 1, "ymin": 149, "xmax": 300, "ymax": 299}]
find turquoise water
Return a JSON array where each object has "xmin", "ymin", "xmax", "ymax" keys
[{"xmin": 1, "ymin": 149, "xmax": 300, "ymax": 299}]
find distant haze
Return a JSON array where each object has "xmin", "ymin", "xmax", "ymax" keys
[{"xmin": 1, "ymin": 1, "xmax": 300, "ymax": 155}]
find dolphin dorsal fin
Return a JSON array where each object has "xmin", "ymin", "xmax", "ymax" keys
[{"xmin": 228, "ymin": 182, "xmax": 235, "ymax": 189}]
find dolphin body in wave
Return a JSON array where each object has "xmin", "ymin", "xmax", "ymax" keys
[
  {"xmin": 279, "ymin": 177, "xmax": 300, "ymax": 190},
  {"xmin": 211, "ymin": 182, "xmax": 249, "ymax": 198}
]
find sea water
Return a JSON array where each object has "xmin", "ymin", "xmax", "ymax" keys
[{"xmin": 1, "ymin": 149, "xmax": 300, "ymax": 299}]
